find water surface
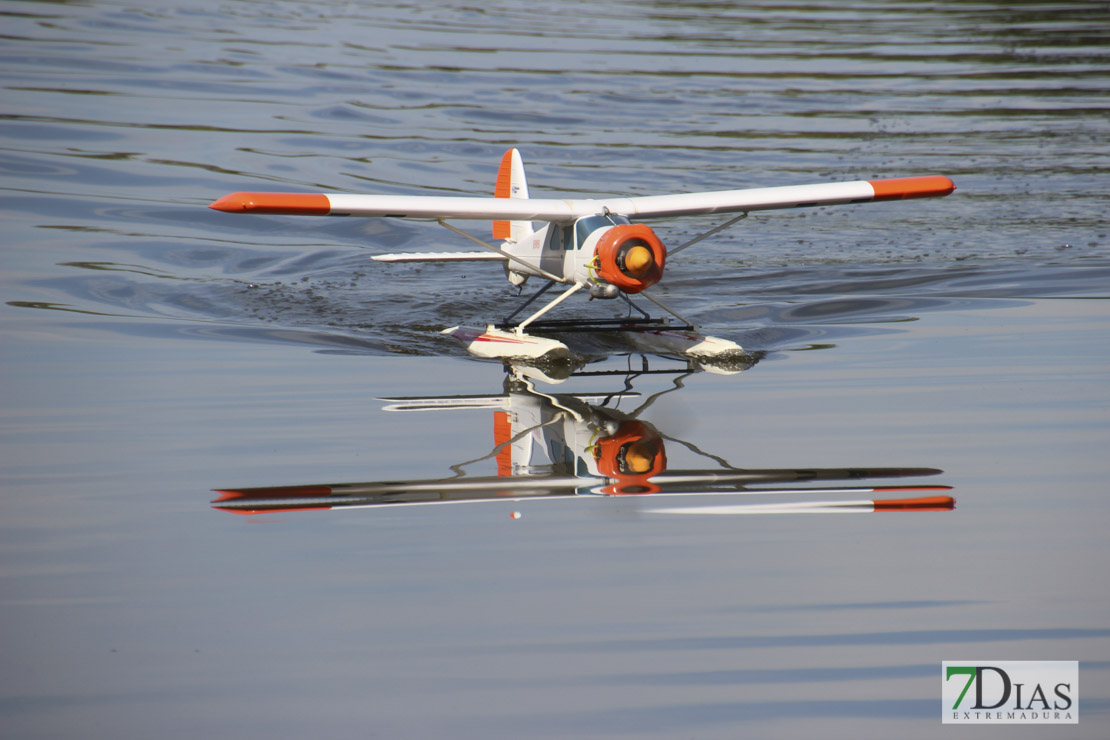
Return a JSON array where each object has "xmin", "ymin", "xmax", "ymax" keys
[{"xmin": 2, "ymin": 1, "xmax": 1109, "ymax": 737}]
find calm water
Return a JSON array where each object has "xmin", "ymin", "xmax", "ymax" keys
[{"xmin": 2, "ymin": 1, "xmax": 1109, "ymax": 737}]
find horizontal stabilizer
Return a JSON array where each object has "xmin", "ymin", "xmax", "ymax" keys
[
  {"xmin": 371, "ymin": 251, "xmax": 508, "ymax": 263},
  {"xmin": 378, "ymin": 392, "xmax": 637, "ymax": 412},
  {"xmin": 378, "ymin": 395, "xmax": 509, "ymax": 412}
]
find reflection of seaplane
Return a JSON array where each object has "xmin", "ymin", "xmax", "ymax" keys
[
  {"xmin": 212, "ymin": 357, "xmax": 954, "ymax": 516},
  {"xmin": 209, "ymin": 149, "xmax": 955, "ymax": 360}
]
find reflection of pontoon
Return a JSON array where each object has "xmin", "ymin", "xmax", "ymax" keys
[{"xmin": 212, "ymin": 357, "xmax": 953, "ymax": 516}]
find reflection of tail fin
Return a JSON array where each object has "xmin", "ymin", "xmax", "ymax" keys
[
  {"xmin": 494, "ymin": 410, "xmax": 513, "ymax": 477},
  {"xmin": 493, "ymin": 148, "xmax": 531, "ymax": 241}
]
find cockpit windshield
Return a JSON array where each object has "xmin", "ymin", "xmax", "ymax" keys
[{"xmin": 574, "ymin": 214, "xmax": 630, "ymax": 249}]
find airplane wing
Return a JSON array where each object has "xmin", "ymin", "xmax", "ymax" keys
[
  {"xmin": 211, "ymin": 467, "xmax": 951, "ymax": 514},
  {"xmin": 212, "ymin": 479, "xmax": 953, "ymax": 515},
  {"xmin": 208, "ymin": 176, "xmax": 955, "ymax": 222}
]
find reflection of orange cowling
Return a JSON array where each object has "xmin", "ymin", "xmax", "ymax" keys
[
  {"xmin": 594, "ymin": 420, "xmax": 667, "ymax": 495},
  {"xmin": 593, "ymin": 224, "xmax": 666, "ymax": 294}
]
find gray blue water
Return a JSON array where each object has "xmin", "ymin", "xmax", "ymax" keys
[{"xmin": 2, "ymin": 1, "xmax": 1109, "ymax": 737}]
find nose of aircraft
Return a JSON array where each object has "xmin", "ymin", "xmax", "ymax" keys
[
  {"xmin": 621, "ymin": 441, "xmax": 657, "ymax": 474},
  {"xmin": 621, "ymin": 244, "xmax": 654, "ymax": 277}
]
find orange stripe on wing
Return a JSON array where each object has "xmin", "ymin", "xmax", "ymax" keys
[
  {"xmin": 868, "ymin": 176, "xmax": 956, "ymax": 202},
  {"xmin": 209, "ymin": 192, "xmax": 332, "ymax": 215}
]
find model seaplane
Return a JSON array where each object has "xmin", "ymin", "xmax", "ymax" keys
[
  {"xmin": 212, "ymin": 356, "xmax": 954, "ymax": 517},
  {"xmin": 209, "ymin": 150, "xmax": 956, "ymax": 360}
]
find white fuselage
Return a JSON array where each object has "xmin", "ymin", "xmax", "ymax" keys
[
  {"xmin": 500, "ymin": 214, "xmax": 631, "ymax": 286},
  {"xmin": 501, "ymin": 390, "xmax": 603, "ymax": 479}
]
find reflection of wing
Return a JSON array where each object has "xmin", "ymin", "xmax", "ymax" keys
[
  {"xmin": 211, "ymin": 467, "xmax": 953, "ymax": 515},
  {"xmin": 208, "ymin": 177, "xmax": 955, "ymax": 222},
  {"xmin": 648, "ymin": 497, "xmax": 956, "ymax": 515},
  {"xmin": 212, "ymin": 476, "xmax": 589, "ymax": 514}
]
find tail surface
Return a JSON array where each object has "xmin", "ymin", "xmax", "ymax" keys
[{"xmin": 493, "ymin": 148, "xmax": 531, "ymax": 242}]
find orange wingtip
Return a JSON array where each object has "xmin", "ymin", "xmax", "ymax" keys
[
  {"xmin": 873, "ymin": 495, "xmax": 956, "ymax": 511},
  {"xmin": 211, "ymin": 486, "xmax": 335, "ymax": 515},
  {"xmin": 868, "ymin": 176, "xmax": 956, "ymax": 201},
  {"xmin": 209, "ymin": 192, "xmax": 331, "ymax": 215},
  {"xmin": 211, "ymin": 485, "xmax": 334, "ymax": 503}
]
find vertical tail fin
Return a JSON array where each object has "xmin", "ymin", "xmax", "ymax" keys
[{"xmin": 493, "ymin": 148, "xmax": 531, "ymax": 242}]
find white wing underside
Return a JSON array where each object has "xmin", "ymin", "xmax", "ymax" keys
[{"xmin": 328, "ymin": 180, "xmax": 879, "ymax": 222}]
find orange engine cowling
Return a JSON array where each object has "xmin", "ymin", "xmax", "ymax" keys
[
  {"xmin": 593, "ymin": 224, "xmax": 666, "ymax": 294},
  {"xmin": 594, "ymin": 420, "xmax": 667, "ymax": 495}
]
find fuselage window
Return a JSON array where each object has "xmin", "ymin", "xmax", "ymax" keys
[{"xmin": 561, "ymin": 224, "xmax": 574, "ymax": 251}]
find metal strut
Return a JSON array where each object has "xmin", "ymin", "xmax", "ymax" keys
[
  {"xmin": 515, "ymin": 283, "xmax": 584, "ymax": 334},
  {"xmin": 497, "ymin": 288, "xmax": 692, "ymax": 335},
  {"xmin": 496, "ymin": 280, "xmax": 696, "ymax": 334},
  {"xmin": 618, "ymin": 292, "xmax": 652, "ymax": 320},
  {"xmin": 501, "ymin": 279, "xmax": 556, "ymax": 327},
  {"xmin": 496, "ymin": 281, "xmax": 586, "ymax": 334},
  {"xmin": 436, "ymin": 219, "xmax": 566, "ymax": 284},
  {"xmin": 638, "ymin": 290, "xmax": 696, "ymax": 329},
  {"xmin": 667, "ymin": 212, "xmax": 748, "ymax": 258}
]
